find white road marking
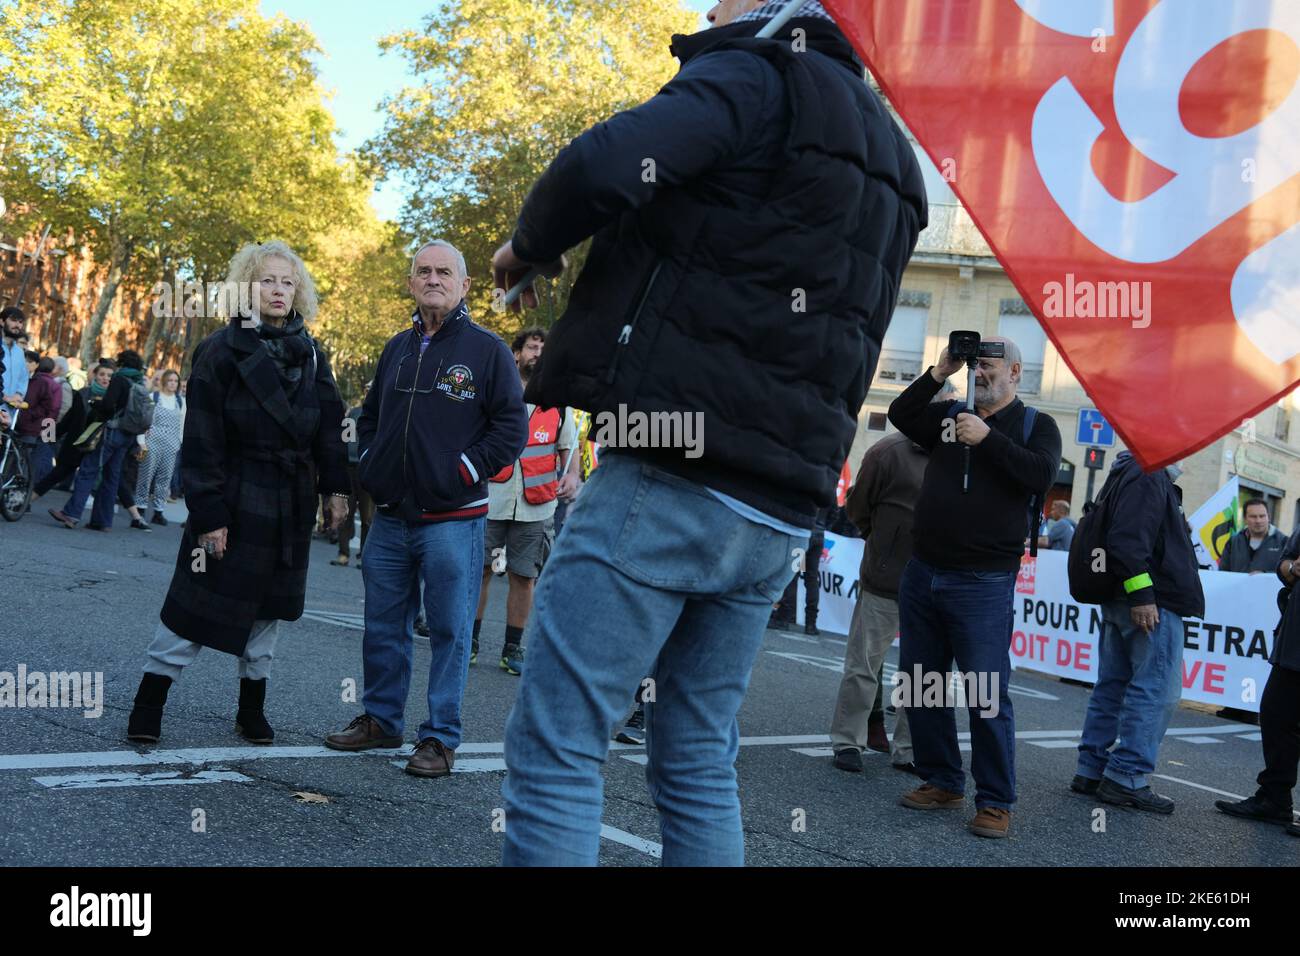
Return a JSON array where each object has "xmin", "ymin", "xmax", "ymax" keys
[
  {"xmin": 1027, "ymin": 740, "xmax": 1080, "ymax": 749},
  {"xmin": 599, "ymin": 824, "xmax": 662, "ymax": 859},
  {"xmin": 620, "ymin": 754, "xmax": 649, "ymax": 765},
  {"xmin": 1150, "ymin": 775, "xmax": 1300, "ymax": 820},
  {"xmin": 767, "ymin": 654, "xmax": 1064, "ymax": 701},
  {"xmin": 1176, "ymin": 735, "xmax": 1225, "ymax": 744},
  {"xmin": 0, "ymin": 726, "xmax": 1260, "ymax": 776},
  {"xmin": 33, "ymin": 770, "xmax": 251, "ymax": 790},
  {"xmin": 1236, "ymin": 732, "xmax": 1263, "ymax": 741},
  {"xmin": 387, "ymin": 758, "xmax": 508, "ymax": 774},
  {"xmin": 772, "ymin": 632, "xmax": 821, "ymax": 645},
  {"xmin": 764, "ymin": 651, "xmax": 845, "ymax": 672}
]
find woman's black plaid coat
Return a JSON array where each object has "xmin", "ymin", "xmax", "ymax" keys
[{"xmin": 159, "ymin": 318, "xmax": 351, "ymax": 655}]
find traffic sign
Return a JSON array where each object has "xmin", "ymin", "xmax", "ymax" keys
[{"xmin": 1076, "ymin": 408, "xmax": 1115, "ymax": 447}]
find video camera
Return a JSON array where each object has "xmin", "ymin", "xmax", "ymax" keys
[{"xmin": 948, "ymin": 330, "xmax": 1004, "ymax": 365}]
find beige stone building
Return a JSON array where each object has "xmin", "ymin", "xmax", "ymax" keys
[{"xmin": 846, "ymin": 140, "xmax": 1300, "ymax": 535}]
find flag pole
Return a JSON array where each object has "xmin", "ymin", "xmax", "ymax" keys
[
  {"xmin": 756, "ymin": 0, "xmax": 806, "ymax": 37},
  {"xmin": 503, "ymin": 0, "xmax": 805, "ymax": 307}
]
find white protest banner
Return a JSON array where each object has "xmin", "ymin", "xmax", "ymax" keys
[
  {"xmin": 800, "ymin": 535, "xmax": 1277, "ymax": 712},
  {"xmin": 1188, "ymin": 476, "xmax": 1240, "ymax": 569}
]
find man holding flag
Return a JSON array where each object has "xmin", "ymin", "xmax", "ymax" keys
[{"xmin": 490, "ymin": 0, "xmax": 926, "ymax": 865}]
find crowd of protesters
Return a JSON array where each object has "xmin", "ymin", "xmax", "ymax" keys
[
  {"xmin": 0, "ymin": 306, "xmax": 187, "ymax": 525},
  {"xmin": 3, "ymin": 0, "xmax": 1296, "ymax": 866}
]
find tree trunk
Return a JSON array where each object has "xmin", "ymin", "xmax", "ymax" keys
[
  {"xmin": 78, "ymin": 246, "xmax": 131, "ymax": 368},
  {"xmin": 142, "ymin": 260, "xmax": 174, "ymax": 366}
]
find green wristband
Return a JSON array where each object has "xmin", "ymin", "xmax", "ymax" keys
[{"xmin": 1123, "ymin": 572, "xmax": 1154, "ymax": 594}]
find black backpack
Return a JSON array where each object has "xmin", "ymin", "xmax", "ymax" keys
[
  {"xmin": 1067, "ymin": 464, "xmax": 1137, "ymax": 604},
  {"xmin": 947, "ymin": 399, "xmax": 1045, "ymax": 556}
]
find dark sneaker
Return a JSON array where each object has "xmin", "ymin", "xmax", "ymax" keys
[
  {"xmin": 329, "ymin": 555, "xmax": 349, "ymax": 567},
  {"xmin": 1070, "ymin": 774, "xmax": 1100, "ymax": 795},
  {"xmin": 414, "ymin": 616, "xmax": 429, "ymax": 638},
  {"xmin": 324, "ymin": 714, "xmax": 402, "ymax": 752},
  {"xmin": 892, "ymin": 761, "xmax": 922, "ymax": 777},
  {"xmin": 470, "ymin": 637, "xmax": 479, "ymax": 666},
  {"xmin": 1096, "ymin": 778, "xmax": 1175, "ymax": 814},
  {"xmin": 150, "ymin": 512, "xmax": 168, "ymax": 527},
  {"xmin": 1288, "ymin": 820, "xmax": 1300, "ymax": 838},
  {"xmin": 969, "ymin": 806, "xmax": 1012, "ymax": 839},
  {"xmin": 130, "ymin": 518, "xmax": 152, "ymax": 532},
  {"xmin": 767, "ymin": 614, "xmax": 794, "ymax": 631},
  {"xmin": 804, "ymin": 622, "xmax": 820, "ymax": 636},
  {"xmin": 500, "ymin": 644, "xmax": 524, "ymax": 676},
  {"xmin": 900, "ymin": 783, "xmax": 965, "ymax": 809},
  {"xmin": 1214, "ymin": 794, "xmax": 1293, "ymax": 824},
  {"xmin": 614, "ymin": 705, "xmax": 645, "ymax": 745},
  {"xmin": 833, "ymin": 748, "xmax": 863, "ymax": 773},
  {"xmin": 85, "ymin": 523, "xmax": 108, "ymax": 533},
  {"xmin": 406, "ymin": 737, "xmax": 454, "ymax": 778}
]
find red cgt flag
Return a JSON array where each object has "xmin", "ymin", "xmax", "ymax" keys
[{"xmin": 823, "ymin": 0, "xmax": 1300, "ymax": 468}]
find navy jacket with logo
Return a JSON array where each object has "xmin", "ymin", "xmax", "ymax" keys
[{"xmin": 357, "ymin": 302, "xmax": 528, "ymax": 521}]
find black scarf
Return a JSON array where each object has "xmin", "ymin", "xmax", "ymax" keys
[{"xmin": 256, "ymin": 311, "xmax": 314, "ymax": 397}]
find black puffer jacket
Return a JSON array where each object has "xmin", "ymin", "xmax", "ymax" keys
[{"xmin": 513, "ymin": 16, "xmax": 926, "ymax": 528}]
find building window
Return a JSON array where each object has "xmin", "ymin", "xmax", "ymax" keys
[
  {"xmin": 877, "ymin": 304, "xmax": 929, "ymax": 385},
  {"xmin": 997, "ymin": 310, "xmax": 1046, "ymax": 394},
  {"xmin": 868, "ymin": 412, "xmax": 887, "ymax": 431},
  {"xmin": 1275, "ymin": 401, "xmax": 1290, "ymax": 443}
]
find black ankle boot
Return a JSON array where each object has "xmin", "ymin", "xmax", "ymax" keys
[
  {"xmin": 127, "ymin": 673, "xmax": 173, "ymax": 743},
  {"xmin": 235, "ymin": 678, "xmax": 274, "ymax": 744}
]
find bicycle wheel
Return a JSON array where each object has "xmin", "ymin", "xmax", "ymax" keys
[{"xmin": 0, "ymin": 437, "xmax": 32, "ymax": 521}]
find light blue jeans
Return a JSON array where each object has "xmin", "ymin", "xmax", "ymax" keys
[
  {"xmin": 1076, "ymin": 600, "xmax": 1184, "ymax": 790},
  {"xmin": 501, "ymin": 454, "xmax": 804, "ymax": 866}
]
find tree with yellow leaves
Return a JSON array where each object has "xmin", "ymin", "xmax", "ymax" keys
[
  {"xmin": 364, "ymin": 0, "xmax": 699, "ymax": 333},
  {"xmin": 0, "ymin": 0, "xmax": 363, "ymax": 366}
]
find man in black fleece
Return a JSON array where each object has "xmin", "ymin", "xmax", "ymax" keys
[{"xmin": 887, "ymin": 338, "xmax": 1061, "ymax": 839}]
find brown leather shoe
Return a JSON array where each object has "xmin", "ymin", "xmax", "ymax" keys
[
  {"xmin": 969, "ymin": 806, "xmax": 1012, "ymax": 838},
  {"xmin": 323, "ymin": 714, "xmax": 402, "ymax": 751},
  {"xmin": 899, "ymin": 783, "xmax": 965, "ymax": 809},
  {"xmin": 405, "ymin": 737, "xmax": 454, "ymax": 778},
  {"xmin": 866, "ymin": 718, "xmax": 889, "ymax": 753},
  {"xmin": 48, "ymin": 508, "xmax": 77, "ymax": 529}
]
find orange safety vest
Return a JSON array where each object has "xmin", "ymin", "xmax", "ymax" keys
[{"xmin": 490, "ymin": 406, "xmax": 562, "ymax": 504}]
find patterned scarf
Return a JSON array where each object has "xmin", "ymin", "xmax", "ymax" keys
[{"xmin": 255, "ymin": 311, "xmax": 314, "ymax": 396}]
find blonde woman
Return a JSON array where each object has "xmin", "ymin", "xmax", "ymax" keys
[{"xmin": 127, "ymin": 241, "xmax": 351, "ymax": 744}]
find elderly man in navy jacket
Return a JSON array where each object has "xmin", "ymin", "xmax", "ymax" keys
[
  {"xmin": 324, "ymin": 240, "xmax": 527, "ymax": 778},
  {"xmin": 491, "ymin": 0, "xmax": 926, "ymax": 865}
]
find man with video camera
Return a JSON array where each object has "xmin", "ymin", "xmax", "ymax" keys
[{"xmin": 887, "ymin": 334, "xmax": 1061, "ymax": 839}]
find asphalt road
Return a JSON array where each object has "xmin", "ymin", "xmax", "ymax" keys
[{"xmin": 0, "ymin": 496, "xmax": 1295, "ymax": 867}]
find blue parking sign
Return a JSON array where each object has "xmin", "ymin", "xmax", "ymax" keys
[{"xmin": 1076, "ymin": 408, "xmax": 1115, "ymax": 447}]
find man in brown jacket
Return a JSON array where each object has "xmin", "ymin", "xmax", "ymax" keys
[{"xmin": 829, "ymin": 385, "xmax": 950, "ymax": 773}]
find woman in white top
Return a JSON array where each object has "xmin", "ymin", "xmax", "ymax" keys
[{"xmin": 135, "ymin": 368, "xmax": 186, "ymax": 525}]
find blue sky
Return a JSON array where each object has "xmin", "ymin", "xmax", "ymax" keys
[{"xmin": 259, "ymin": 0, "xmax": 715, "ymax": 222}]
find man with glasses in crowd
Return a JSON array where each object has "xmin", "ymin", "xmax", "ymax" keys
[{"xmin": 324, "ymin": 240, "xmax": 527, "ymax": 780}]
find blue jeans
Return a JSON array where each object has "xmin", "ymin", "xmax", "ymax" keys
[
  {"xmin": 360, "ymin": 511, "xmax": 484, "ymax": 749},
  {"xmin": 501, "ymin": 455, "xmax": 803, "ymax": 866},
  {"xmin": 897, "ymin": 558, "xmax": 1017, "ymax": 809},
  {"xmin": 63, "ymin": 427, "xmax": 133, "ymax": 528},
  {"xmin": 1076, "ymin": 600, "xmax": 1183, "ymax": 790},
  {"xmin": 21, "ymin": 436, "xmax": 55, "ymax": 488}
]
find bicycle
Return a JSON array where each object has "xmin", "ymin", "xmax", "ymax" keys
[{"xmin": 0, "ymin": 412, "xmax": 32, "ymax": 522}]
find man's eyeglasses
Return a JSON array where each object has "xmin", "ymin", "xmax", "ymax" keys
[{"xmin": 393, "ymin": 353, "xmax": 444, "ymax": 395}]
